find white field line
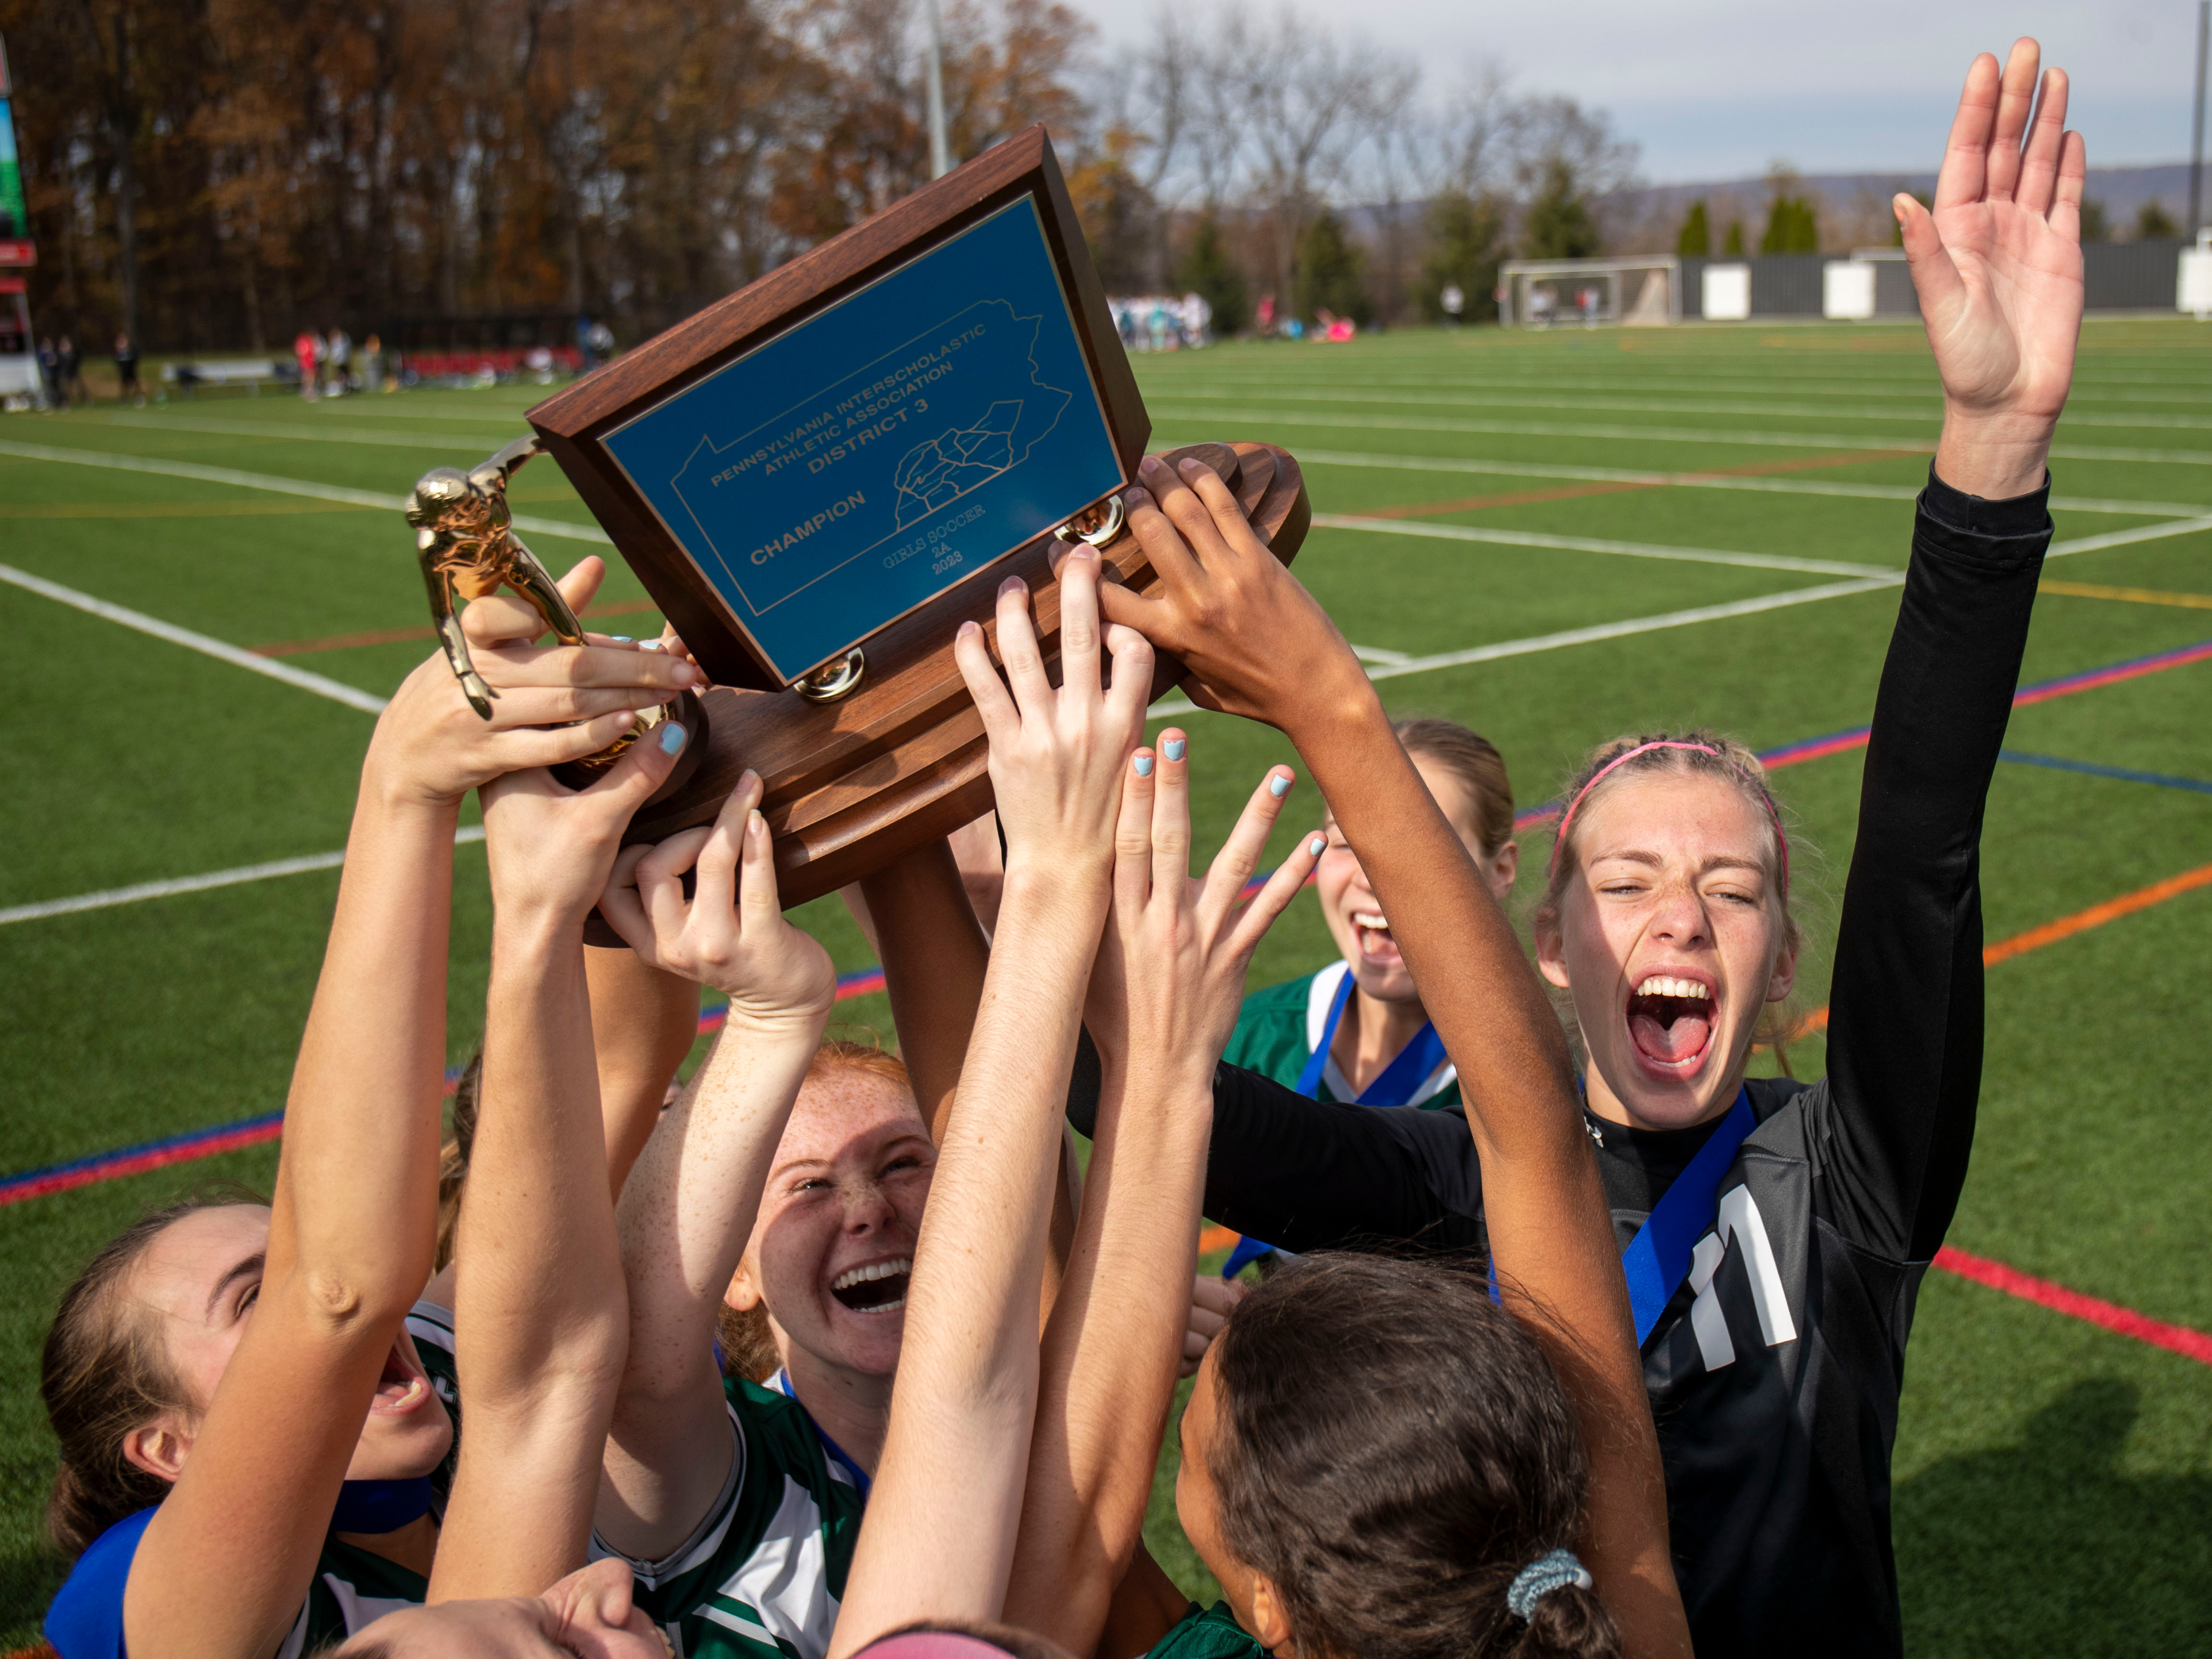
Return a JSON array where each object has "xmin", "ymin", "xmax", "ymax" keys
[
  {"xmin": 0, "ymin": 563, "xmax": 393, "ymax": 714},
  {"xmin": 1149, "ymin": 576, "xmax": 1907, "ymax": 717},
  {"xmin": 1150, "ymin": 509, "xmax": 2212, "ymax": 716},
  {"xmin": 0, "ymin": 440, "xmax": 613, "ymax": 545},
  {"xmin": 99, "ymin": 412, "xmax": 523, "ymax": 450},
  {"xmin": 1142, "ymin": 371, "xmax": 2212, "ymax": 410},
  {"xmin": 1349, "ymin": 643, "xmax": 1414, "ymax": 664},
  {"xmin": 1309, "ymin": 514, "xmax": 1894, "ymax": 578},
  {"xmin": 0, "ymin": 828, "xmax": 486, "ymax": 927},
  {"xmin": 1146, "ymin": 404, "xmax": 2212, "ymax": 467},
  {"xmin": 1157, "ymin": 439, "xmax": 2212, "ymax": 518},
  {"xmin": 1153, "ymin": 383, "xmax": 2212, "ymax": 432}
]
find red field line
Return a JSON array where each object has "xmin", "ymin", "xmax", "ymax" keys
[
  {"xmin": 251, "ymin": 597, "xmax": 662, "ymax": 657},
  {"xmin": 1353, "ymin": 446, "xmax": 1926, "ymax": 522},
  {"xmin": 1934, "ymin": 1245, "xmax": 2212, "ymax": 1366}
]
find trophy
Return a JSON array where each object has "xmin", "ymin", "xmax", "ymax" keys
[{"xmin": 411, "ymin": 125, "xmax": 1309, "ymax": 918}]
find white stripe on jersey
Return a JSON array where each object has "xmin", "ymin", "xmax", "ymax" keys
[
  {"xmin": 592, "ymin": 1411, "xmax": 747, "ymax": 1587},
  {"xmin": 718, "ymin": 1475, "xmax": 842, "ymax": 1659},
  {"xmin": 701, "ymin": 1601, "xmax": 781, "ymax": 1646},
  {"xmin": 1302, "ymin": 960, "xmax": 1458, "ymax": 1105},
  {"xmin": 1688, "ymin": 1184, "xmax": 1801, "ymax": 1371}
]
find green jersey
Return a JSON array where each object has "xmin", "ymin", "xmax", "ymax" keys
[
  {"xmin": 592, "ymin": 1375, "xmax": 865, "ymax": 1659},
  {"xmin": 1223, "ymin": 963, "xmax": 1460, "ymax": 1110},
  {"xmin": 1148, "ymin": 1602, "xmax": 1266, "ymax": 1659}
]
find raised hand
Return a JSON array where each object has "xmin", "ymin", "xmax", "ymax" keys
[
  {"xmin": 1085, "ymin": 732, "xmax": 1321, "ymax": 1078},
  {"xmin": 1100, "ymin": 454, "xmax": 1371, "ymax": 742},
  {"xmin": 597, "ymin": 769, "xmax": 837, "ymax": 1027},
  {"xmin": 478, "ymin": 720, "xmax": 693, "ymax": 930},
  {"xmin": 1899, "ymin": 38, "xmax": 2086, "ymax": 498},
  {"xmin": 372, "ymin": 555, "xmax": 704, "ymax": 811},
  {"xmin": 952, "ymin": 549, "xmax": 1153, "ymax": 890}
]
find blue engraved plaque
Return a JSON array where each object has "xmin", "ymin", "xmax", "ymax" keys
[{"xmin": 602, "ymin": 197, "xmax": 1124, "ymax": 683}]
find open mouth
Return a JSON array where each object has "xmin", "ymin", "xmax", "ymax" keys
[
  {"xmin": 1351, "ymin": 909, "xmax": 1402, "ymax": 968},
  {"xmin": 1626, "ymin": 974, "xmax": 1715, "ymax": 1074},
  {"xmin": 370, "ymin": 1336, "xmax": 430, "ymax": 1415},
  {"xmin": 831, "ymin": 1257, "xmax": 912, "ymax": 1314}
]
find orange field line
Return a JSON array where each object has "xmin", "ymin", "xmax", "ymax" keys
[{"xmin": 2039, "ymin": 579, "xmax": 2212, "ymax": 613}]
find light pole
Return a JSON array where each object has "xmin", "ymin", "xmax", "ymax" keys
[
  {"xmin": 924, "ymin": 0, "xmax": 951, "ymax": 179},
  {"xmin": 2193, "ymin": 0, "xmax": 2209, "ymax": 233}
]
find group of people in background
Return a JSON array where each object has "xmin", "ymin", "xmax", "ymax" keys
[
  {"xmin": 294, "ymin": 328, "xmax": 386, "ymax": 399},
  {"xmin": 1111, "ymin": 293, "xmax": 1214, "ymax": 352},
  {"xmin": 32, "ymin": 40, "xmax": 2092, "ymax": 1659},
  {"xmin": 29, "ymin": 333, "xmax": 141, "ymax": 409}
]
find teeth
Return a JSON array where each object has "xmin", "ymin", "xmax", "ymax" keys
[
  {"xmin": 1354, "ymin": 912, "xmax": 1389, "ymax": 929},
  {"xmin": 1635, "ymin": 976, "xmax": 1709, "ymax": 1000},
  {"xmin": 833, "ymin": 1258, "xmax": 912, "ymax": 1292}
]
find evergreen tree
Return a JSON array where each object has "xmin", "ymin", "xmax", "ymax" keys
[
  {"xmin": 1677, "ymin": 200, "xmax": 1711, "ymax": 257},
  {"xmin": 1521, "ymin": 159, "xmax": 1600, "ymax": 260},
  {"xmin": 1722, "ymin": 220, "xmax": 1745, "ymax": 257},
  {"xmin": 1293, "ymin": 209, "xmax": 1371, "ymax": 324},
  {"xmin": 1176, "ymin": 217, "xmax": 1250, "ymax": 337},
  {"xmin": 1760, "ymin": 193, "xmax": 1820, "ymax": 254},
  {"xmin": 1418, "ymin": 191, "xmax": 1506, "ymax": 323},
  {"xmin": 2137, "ymin": 200, "xmax": 2181, "ymax": 239},
  {"xmin": 2078, "ymin": 199, "xmax": 2110, "ymax": 242}
]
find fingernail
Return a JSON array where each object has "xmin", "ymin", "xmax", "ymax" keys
[
  {"xmin": 638, "ymin": 640, "xmax": 664, "ymax": 653},
  {"xmin": 1269, "ymin": 774, "xmax": 1291, "ymax": 798},
  {"xmin": 1308, "ymin": 835, "xmax": 1326, "ymax": 856},
  {"xmin": 658, "ymin": 723, "xmax": 688, "ymax": 756},
  {"xmin": 674, "ymin": 664, "xmax": 702, "ymax": 686},
  {"xmin": 610, "ymin": 635, "xmax": 635, "ymax": 644},
  {"xmin": 1134, "ymin": 754, "xmax": 1155, "ymax": 777},
  {"xmin": 1124, "ymin": 488, "xmax": 1146, "ymax": 509},
  {"xmin": 1163, "ymin": 737, "xmax": 1186, "ymax": 762},
  {"xmin": 958, "ymin": 619, "xmax": 980, "ymax": 639},
  {"xmin": 739, "ymin": 768, "xmax": 759, "ymax": 793},
  {"xmin": 749, "ymin": 809, "xmax": 765, "ymax": 833},
  {"xmin": 1178, "ymin": 457, "xmax": 1204, "ymax": 474}
]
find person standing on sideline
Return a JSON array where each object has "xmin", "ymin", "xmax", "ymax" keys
[
  {"xmin": 293, "ymin": 329, "xmax": 318, "ymax": 399},
  {"xmin": 113, "ymin": 335, "xmax": 143, "ymax": 407},
  {"xmin": 58, "ymin": 335, "xmax": 85, "ymax": 404},
  {"xmin": 36, "ymin": 336, "xmax": 61, "ymax": 408}
]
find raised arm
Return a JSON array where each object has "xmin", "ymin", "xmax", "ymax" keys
[
  {"xmin": 585, "ymin": 946, "xmax": 701, "ymax": 1195},
  {"xmin": 829, "ymin": 551, "xmax": 1151, "ymax": 1654},
  {"xmin": 124, "ymin": 559, "xmax": 695, "ymax": 1659},
  {"xmin": 1101, "ymin": 475, "xmax": 1687, "ymax": 1655},
  {"xmin": 1002, "ymin": 743, "xmax": 1317, "ymax": 1655},
  {"xmin": 590, "ymin": 775, "xmax": 836, "ymax": 1560},
  {"xmin": 428, "ymin": 716, "xmax": 695, "ymax": 1601},
  {"xmin": 1824, "ymin": 39, "xmax": 2078, "ymax": 1263}
]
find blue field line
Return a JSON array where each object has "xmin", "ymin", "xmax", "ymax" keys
[{"xmin": 1997, "ymin": 749, "xmax": 2212, "ymax": 795}]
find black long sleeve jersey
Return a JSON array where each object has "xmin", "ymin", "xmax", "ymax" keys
[{"xmin": 1070, "ymin": 472, "xmax": 2053, "ymax": 1659}]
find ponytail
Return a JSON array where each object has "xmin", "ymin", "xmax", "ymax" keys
[{"xmin": 1511, "ymin": 1580, "xmax": 1618, "ymax": 1659}]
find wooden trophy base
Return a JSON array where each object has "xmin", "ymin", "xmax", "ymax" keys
[{"xmin": 581, "ymin": 441, "xmax": 1308, "ymax": 943}]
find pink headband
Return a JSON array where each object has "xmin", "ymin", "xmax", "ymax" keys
[{"xmin": 1547, "ymin": 740, "xmax": 1789, "ymax": 893}]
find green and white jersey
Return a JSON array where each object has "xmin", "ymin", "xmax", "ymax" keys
[
  {"xmin": 1223, "ymin": 963, "xmax": 1460, "ymax": 1110},
  {"xmin": 280, "ymin": 1538, "xmax": 429, "ymax": 1655},
  {"xmin": 1147, "ymin": 1602, "xmax": 1265, "ymax": 1659},
  {"xmin": 592, "ymin": 1375, "xmax": 865, "ymax": 1659}
]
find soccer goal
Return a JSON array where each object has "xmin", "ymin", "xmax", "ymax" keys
[{"xmin": 1498, "ymin": 256, "xmax": 1681, "ymax": 328}]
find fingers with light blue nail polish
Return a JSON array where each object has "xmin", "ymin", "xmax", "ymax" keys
[
  {"xmin": 1163, "ymin": 737, "xmax": 1186, "ymax": 762},
  {"xmin": 1308, "ymin": 835, "xmax": 1326, "ymax": 857},
  {"xmin": 1134, "ymin": 753, "xmax": 1155, "ymax": 777},
  {"xmin": 658, "ymin": 722, "xmax": 689, "ymax": 756},
  {"xmin": 1269, "ymin": 773, "xmax": 1292, "ymax": 799}
]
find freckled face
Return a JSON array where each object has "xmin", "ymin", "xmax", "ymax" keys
[
  {"xmin": 1537, "ymin": 773, "xmax": 1796, "ymax": 1130},
  {"xmin": 729, "ymin": 1069, "xmax": 935, "ymax": 1379},
  {"xmin": 1317, "ymin": 756, "xmax": 1518, "ymax": 1005},
  {"xmin": 127, "ymin": 1204, "xmax": 452, "ymax": 1484}
]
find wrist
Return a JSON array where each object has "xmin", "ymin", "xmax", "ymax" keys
[
  {"xmin": 1933, "ymin": 408, "xmax": 2054, "ymax": 501},
  {"xmin": 492, "ymin": 905, "xmax": 588, "ymax": 958},
  {"xmin": 717, "ymin": 1000, "xmax": 833, "ymax": 1047}
]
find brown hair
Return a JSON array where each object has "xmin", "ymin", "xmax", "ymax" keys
[
  {"xmin": 433, "ymin": 1048, "xmax": 484, "ymax": 1273},
  {"xmin": 1206, "ymin": 1254, "xmax": 1618, "ymax": 1659},
  {"xmin": 717, "ymin": 1039, "xmax": 918, "ymax": 1384},
  {"xmin": 1534, "ymin": 730, "xmax": 1807, "ymax": 1067},
  {"xmin": 1392, "ymin": 717, "xmax": 1515, "ymax": 860},
  {"xmin": 40, "ymin": 1202, "xmax": 220, "ymax": 1558}
]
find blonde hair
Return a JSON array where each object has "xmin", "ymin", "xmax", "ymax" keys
[
  {"xmin": 717, "ymin": 1039, "xmax": 916, "ymax": 1383},
  {"xmin": 1533, "ymin": 730, "xmax": 1808, "ymax": 1070},
  {"xmin": 1391, "ymin": 717, "xmax": 1515, "ymax": 860}
]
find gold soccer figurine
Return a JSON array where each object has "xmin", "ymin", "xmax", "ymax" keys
[{"xmin": 407, "ymin": 434, "xmax": 668, "ymax": 777}]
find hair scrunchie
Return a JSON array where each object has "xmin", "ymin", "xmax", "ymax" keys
[{"xmin": 1506, "ymin": 1548, "xmax": 1594, "ymax": 1621}]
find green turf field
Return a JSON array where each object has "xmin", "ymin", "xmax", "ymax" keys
[{"xmin": 4, "ymin": 318, "xmax": 2211, "ymax": 1649}]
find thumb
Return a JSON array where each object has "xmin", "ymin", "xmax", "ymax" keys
[
  {"xmin": 583, "ymin": 716, "xmax": 688, "ymax": 812},
  {"xmin": 1895, "ymin": 194, "xmax": 1966, "ymax": 320},
  {"xmin": 556, "ymin": 555, "xmax": 608, "ymax": 617}
]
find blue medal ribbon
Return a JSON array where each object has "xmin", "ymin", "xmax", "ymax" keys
[
  {"xmin": 1616, "ymin": 1085, "xmax": 1757, "ymax": 1344},
  {"xmin": 770, "ymin": 1369, "xmax": 872, "ymax": 1499},
  {"xmin": 1223, "ymin": 970, "xmax": 1449, "ymax": 1278},
  {"xmin": 330, "ymin": 1476, "xmax": 435, "ymax": 1534}
]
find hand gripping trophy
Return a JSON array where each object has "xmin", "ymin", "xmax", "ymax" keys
[{"xmin": 407, "ymin": 433, "xmax": 701, "ymax": 786}]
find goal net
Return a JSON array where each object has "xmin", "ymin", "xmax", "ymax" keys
[{"xmin": 1500, "ymin": 256, "xmax": 1680, "ymax": 328}]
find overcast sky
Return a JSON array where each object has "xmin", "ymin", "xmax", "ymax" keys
[{"xmin": 1064, "ymin": 1, "xmax": 2206, "ymax": 183}]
